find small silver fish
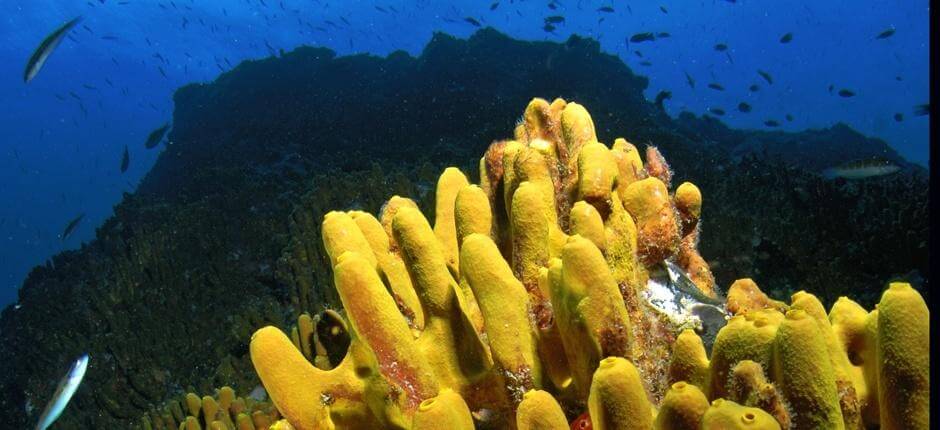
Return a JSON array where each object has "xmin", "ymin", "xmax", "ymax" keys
[
  {"xmin": 644, "ymin": 261, "xmax": 728, "ymax": 351},
  {"xmin": 822, "ymin": 158, "xmax": 901, "ymax": 180},
  {"xmin": 35, "ymin": 354, "xmax": 89, "ymax": 430},
  {"xmin": 24, "ymin": 17, "xmax": 82, "ymax": 83}
]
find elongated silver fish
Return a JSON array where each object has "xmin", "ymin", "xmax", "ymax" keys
[
  {"xmin": 24, "ymin": 17, "xmax": 82, "ymax": 83},
  {"xmin": 822, "ymin": 157, "xmax": 901, "ymax": 180},
  {"xmin": 35, "ymin": 354, "xmax": 88, "ymax": 430}
]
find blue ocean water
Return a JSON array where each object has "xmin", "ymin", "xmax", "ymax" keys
[{"xmin": 0, "ymin": 0, "xmax": 929, "ymax": 307}]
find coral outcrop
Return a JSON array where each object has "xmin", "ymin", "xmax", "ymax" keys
[
  {"xmin": 136, "ymin": 386, "xmax": 279, "ymax": 430},
  {"xmin": 249, "ymin": 101, "xmax": 929, "ymax": 429},
  {"xmin": 0, "ymin": 29, "xmax": 927, "ymax": 429}
]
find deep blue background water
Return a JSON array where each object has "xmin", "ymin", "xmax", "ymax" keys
[{"xmin": 0, "ymin": 0, "xmax": 929, "ymax": 306}]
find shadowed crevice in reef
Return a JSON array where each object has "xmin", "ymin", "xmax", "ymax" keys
[{"xmin": 0, "ymin": 28, "xmax": 927, "ymax": 428}]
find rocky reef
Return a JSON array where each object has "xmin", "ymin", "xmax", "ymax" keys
[
  {"xmin": 0, "ymin": 28, "xmax": 927, "ymax": 428},
  {"xmin": 249, "ymin": 100, "xmax": 929, "ymax": 429}
]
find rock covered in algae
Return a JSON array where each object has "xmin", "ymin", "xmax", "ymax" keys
[{"xmin": 247, "ymin": 101, "xmax": 930, "ymax": 430}]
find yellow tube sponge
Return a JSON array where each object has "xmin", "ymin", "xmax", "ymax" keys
[
  {"xmin": 523, "ymin": 98, "xmax": 560, "ymax": 145},
  {"xmin": 516, "ymin": 390, "xmax": 569, "ymax": 430},
  {"xmin": 860, "ymin": 309, "xmax": 879, "ymax": 426},
  {"xmin": 333, "ymin": 252, "xmax": 438, "ymax": 413},
  {"xmin": 725, "ymin": 279, "xmax": 787, "ymax": 316},
  {"xmin": 510, "ymin": 181, "xmax": 552, "ymax": 305},
  {"xmin": 673, "ymin": 182, "xmax": 701, "ymax": 236},
  {"xmin": 433, "ymin": 167, "xmax": 470, "ymax": 275},
  {"xmin": 790, "ymin": 291, "xmax": 860, "ymax": 428},
  {"xmin": 577, "ymin": 142, "xmax": 619, "ymax": 217},
  {"xmin": 379, "ymin": 195, "xmax": 420, "ymax": 252},
  {"xmin": 411, "ymin": 389, "xmax": 475, "ymax": 430},
  {"xmin": 393, "ymin": 207, "xmax": 489, "ymax": 392},
  {"xmin": 622, "ymin": 177, "xmax": 680, "ymax": 266},
  {"xmin": 588, "ymin": 357, "xmax": 653, "ymax": 430},
  {"xmin": 602, "ymin": 192, "xmax": 640, "ymax": 289},
  {"xmin": 249, "ymin": 327, "xmax": 338, "ymax": 430},
  {"xmin": 454, "ymin": 185, "xmax": 492, "ymax": 244},
  {"xmin": 561, "ymin": 236, "xmax": 633, "ymax": 383},
  {"xmin": 559, "ymin": 102, "xmax": 597, "ymax": 168},
  {"xmin": 772, "ymin": 309, "xmax": 844, "ymax": 429},
  {"xmin": 667, "ymin": 329, "xmax": 709, "ymax": 389},
  {"xmin": 570, "ymin": 200, "xmax": 606, "ymax": 254},
  {"xmin": 321, "ymin": 211, "xmax": 377, "ymax": 268},
  {"xmin": 708, "ymin": 310, "xmax": 781, "ymax": 400},
  {"xmin": 611, "ymin": 138, "xmax": 644, "ymax": 193},
  {"xmin": 726, "ymin": 360, "xmax": 789, "ymax": 429},
  {"xmin": 877, "ymin": 282, "xmax": 929, "ymax": 430},
  {"xmin": 349, "ymin": 210, "xmax": 423, "ymax": 330},
  {"xmin": 460, "ymin": 233, "xmax": 541, "ymax": 404},
  {"xmin": 653, "ymin": 381, "xmax": 709, "ymax": 430},
  {"xmin": 701, "ymin": 399, "xmax": 780, "ymax": 430}
]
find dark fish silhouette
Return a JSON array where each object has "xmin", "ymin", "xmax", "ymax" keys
[
  {"xmin": 490, "ymin": 2, "xmax": 499, "ymax": 10},
  {"xmin": 838, "ymin": 89, "xmax": 856, "ymax": 97},
  {"xmin": 144, "ymin": 123, "xmax": 170, "ymax": 149},
  {"xmin": 714, "ymin": 43, "xmax": 728, "ymax": 51},
  {"xmin": 912, "ymin": 103, "xmax": 929, "ymax": 116},
  {"xmin": 684, "ymin": 71, "xmax": 695, "ymax": 88},
  {"xmin": 779, "ymin": 32, "xmax": 793, "ymax": 43},
  {"xmin": 657, "ymin": 32, "xmax": 670, "ymax": 38},
  {"xmin": 24, "ymin": 16, "xmax": 82, "ymax": 83},
  {"xmin": 707, "ymin": 82, "xmax": 724, "ymax": 91},
  {"xmin": 748, "ymin": 84, "xmax": 759, "ymax": 92},
  {"xmin": 597, "ymin": 6, "xmax": 614, "ymax": 13},
  {"xmin": 659, "ymin": 5, "xmax": 668, "ymax": 13},
  {"xmin": 764, "ymin": 120, "xmax": 780, "ymax": 127},
  {"xmin": 545, "ymin": 15, "xmax": 565, "ymax": 24},
  {"xmin": 120, "ymin": 145, "xmax": 129, "ymax": 173},
  {"xmin": 785, "ymin": 114, "xmax": 794, "ymax": 122},
  {"xmin": 61, "ymin": 213, "xmax": 85, "ymax": 240},
  {"xmin": 639, "ymin": 60, "xmax": 652, "ymax": 66},
  {"xmin": 737, "ymin": 102, "xmax": 751, "ymax": 113},
  {"xmin": 893, "ymin": 113, "xmax": 903, "ymax": 122},
  {"xmin": 543, "ymin": 23, "xmax": 556, "ymax": 32},
  {"xmin": 708, "ymin": 107, "xmax": 726, "ymax": 116},
  {"xmin": 757, "ymin": 69, "xmax": 773, "ymax": 84},
  {"xmin": 876, "ymin": 28, "xmax": 895, "ymax": 39},
  {"xmin": 630, "ymin": 32, "xmax": 655, "ymax": 43},
  {"xmin": 464, "ymin": 17, "xmax": 481, "ymax": 27},
  {"xmin": 828, "ymin": 84, "xmax": 834, "ymax": 94}
]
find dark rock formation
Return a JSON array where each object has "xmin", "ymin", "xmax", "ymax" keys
[{"xmin": 0, "ymin": 28, "xmax": 927, "ymax": 428}]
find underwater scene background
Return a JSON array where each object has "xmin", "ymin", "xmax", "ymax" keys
[{"xmin": 0, "ymin": 0, "xmax": 930, "ymax": 429}]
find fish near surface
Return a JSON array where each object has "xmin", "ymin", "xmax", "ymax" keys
[
  {"xmin": 35, "ymin": 354, "xmax": 89, "ymax": 430},
  {"xmin": 24, "ymin": 17, "xmax": 82, "ymax": 83},
  {"xmin": 822, "ymin": 157, "xmax": 901, "ymax": 180}
]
